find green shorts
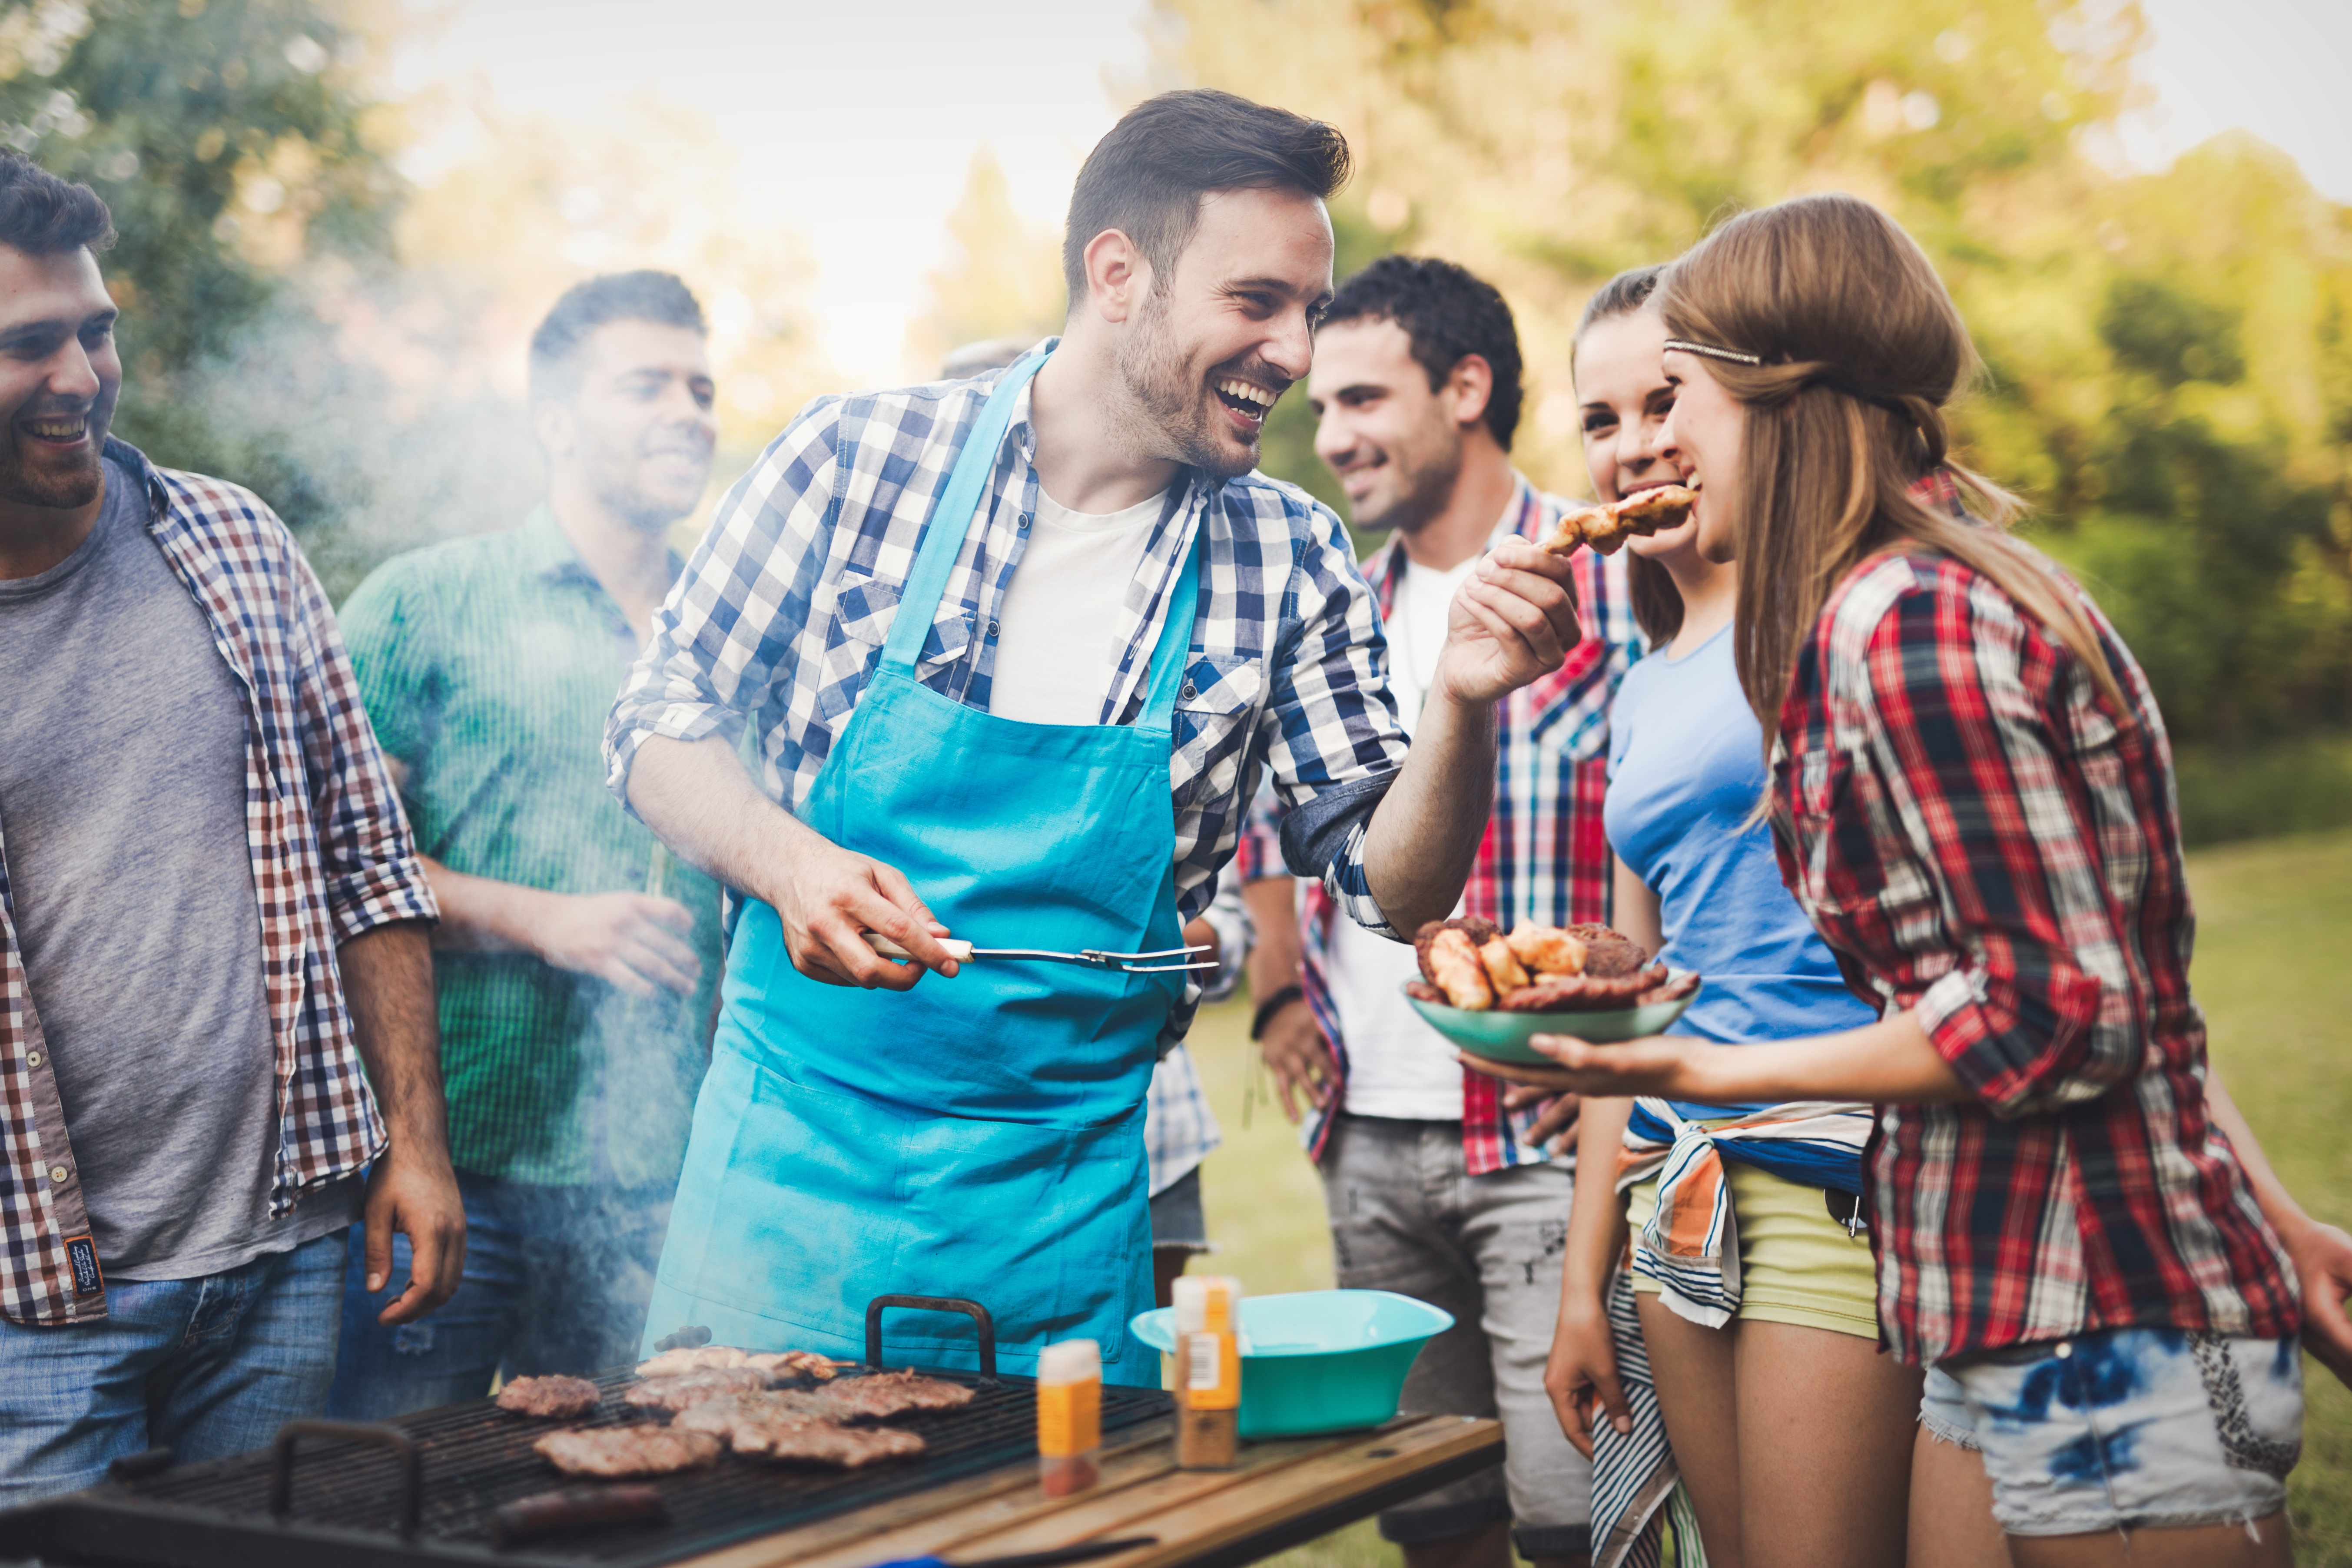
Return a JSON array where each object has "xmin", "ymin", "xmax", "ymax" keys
[{"xmin": 1625, "ymin": 1157, "xmax": 1879, "ymax": 1340}]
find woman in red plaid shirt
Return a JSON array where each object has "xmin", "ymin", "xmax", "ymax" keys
[{"xmin": 1469, "ymin": 194, "xmax": 2352, "ymax": 1566}]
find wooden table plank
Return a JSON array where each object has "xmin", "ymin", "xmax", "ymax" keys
[{"xmin": 676, "ymin": 1415, "xmax": 1501, "ymax": 1568}]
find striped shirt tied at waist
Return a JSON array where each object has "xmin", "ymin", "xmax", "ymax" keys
[{"xmin": 1618, "ymin": 1097, "xmax": 1875, "ymax": 1329}]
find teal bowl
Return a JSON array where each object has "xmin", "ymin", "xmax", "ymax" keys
[
  {"xmin": 1128, "ymin": 1289, "xmax": 1453, "ymax": 1439},
  {"xmin": 1399, "ymin": 973, "xmax": 1699, "ymax": 1064}
]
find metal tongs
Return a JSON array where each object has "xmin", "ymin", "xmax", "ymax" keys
[{"xmin": 863, "ymin": 933, "xmax": 1217, "ymax": 974}]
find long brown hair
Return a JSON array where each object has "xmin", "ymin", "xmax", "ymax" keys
[
  {"xmin": 1654, "ymin": 194, "xmax": 2123, "ymax": 747},
  {"xmin": 1571, "ymin": 265, "xmax": 1682, "ymax": 645}
]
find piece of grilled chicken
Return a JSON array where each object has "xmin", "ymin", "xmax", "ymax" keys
[{"xmin": 1539, "ymin": 484, "xmax": 1698, "ymax": 556}]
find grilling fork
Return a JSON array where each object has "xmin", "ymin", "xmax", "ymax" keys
[{"xmin": 862, "ymin": 934, "xmax": 1217, "ymax": 974}]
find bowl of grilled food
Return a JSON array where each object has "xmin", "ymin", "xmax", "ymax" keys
[{"xmin": 1402, "ymin": 917, "xmax": 1700, "ymax": 1063}]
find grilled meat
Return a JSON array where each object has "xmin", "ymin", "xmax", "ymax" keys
[
  {"xmin": 1539, "ymin": 485, "xmax": 1698, "ymax": 556},
  {"xmin": 635, "ymin": 1346, "xmax": 748, "ymax": 1377},
  {"xmin": 534, "ymin": 1427, "xmax": 723, "ymax": 1478},
  {"xmin": 675, "ymin": 1393, "xmax": 928, "ymax": 1466},
  {"xmin": 1566, "ymin": 923, "xmax": 1649, "ymax": 978},
  {"xmin": 1496, "ymin": 964, "xmax": 1669, "ymax": 1013},
  {"xmin": 488, "ymin": 1484, "xmax": 666, "ymax": 1545},
  {"xmin": 496, "ymin": 1375, "xmax": 604, "ymax": 1419},
  {"xmin": 1504, "ymin": 924, "xmax": 1587, "ymax": 977},
  {"xmin": 623, "ymin": 1366, "xmax": 772, "ymax": 1411},
  {"xmin": 637, "ymin": 1344, "xmax": 847, "ymax": 1382},
  {"xmin": 812, "ymin": 1369, "xmax": 977, "ymax": 1419},
  {"xmin": 1426, "ymin": 928, "xmax": 1494, "ymax": 1011},
  {"xmin": 747, "ymin": 1349, "xmax": 848, "ymax": 1382}
]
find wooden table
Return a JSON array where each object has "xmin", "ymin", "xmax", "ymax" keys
[{"xmin": 679, "ymin": 1414, "xmax": 1503, "ymax": 1568}]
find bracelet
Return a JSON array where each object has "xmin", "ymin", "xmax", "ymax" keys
[{"xmin": 1250, "ymin": 985, "xmax": 1306, "ymax": 1041}]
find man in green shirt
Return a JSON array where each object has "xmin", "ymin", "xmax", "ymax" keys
[{"xmin": 326, "ymin": 272, "xmax": 726, "ymax": 1415}]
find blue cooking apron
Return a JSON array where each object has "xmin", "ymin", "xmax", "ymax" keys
[{"xmin": 642, "ymin": 352, "xmax": 1194, "ymax": 1385}]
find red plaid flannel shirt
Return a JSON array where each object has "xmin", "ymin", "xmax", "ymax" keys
[
  {"xmin": 1241, "ymin": 477, "xmax": 1640, "ymax": 1174},
  {"xmin": 1771, "ymin": 542, "xmax": 2297, "ymax": 1363},
  {"xmin": 0, "ymin": 442, "xmax": 438, "ymax": 1325}
]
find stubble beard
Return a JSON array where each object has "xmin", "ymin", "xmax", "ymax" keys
[
  {"xmin": 1115, "ymin": 290, "xmax": 1255, "ymax": 481},
  {"xmin": 1360, "ymin": 424, "xmax": 1463, "ymax": 538},
  {"xmin": 0, "ymin": 411, "xmax": 107, "ymax": 512}
]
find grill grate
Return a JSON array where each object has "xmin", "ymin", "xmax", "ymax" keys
[{"xmin": 60, "ymin": 1366, "xmax": 1173, "ymax": 1568}]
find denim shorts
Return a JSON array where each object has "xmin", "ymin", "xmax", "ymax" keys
[{"xmin": 1919, "ymin": 1327, "xmax": 2302, "ymax": 1535}]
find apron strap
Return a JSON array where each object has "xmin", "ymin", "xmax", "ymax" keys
[
  {"xmin": 881, "ymin": 351, "xmax": 1048, "ymax": 673},
  {"xmin": 1135, "ymin": 526, "xmax": 1203, "ymax": 733}
]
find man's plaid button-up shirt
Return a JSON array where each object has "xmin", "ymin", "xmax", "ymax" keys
[
  {"xmin": 604, "ymin": 346, "xmax": 1415, "ymax": 1049},
  {"xmin": 0, "ymin": 440, "xmax": 437, "ymax": 1325},
  {"xmin": 1241, "ymin": 476, "xmax": 1644, "ymax": 1176}
]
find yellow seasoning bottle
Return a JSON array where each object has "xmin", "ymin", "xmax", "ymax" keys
[
  {"xmin": 1037, "ymin": 1338, "xmax": 1102, "ymax": 1496},
  {"xmin": 1172, "ymin": 1275, "xmax": 1241, "ymax": 1469}
]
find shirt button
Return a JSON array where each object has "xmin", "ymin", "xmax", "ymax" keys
[
  {"xmin": 26, "ymin": 1050, "xmax": 38, "ymax": 1066},
  {"xmin": 48, "ymin": 1166, "xmax": 68, "ymax": 1184},
  {"xmin": 987, "ymin": 620, "xmax": 1000, "ymax": 638},
  {"xmin": 1018, "ymin": 514, "xmax": 1032, "ymax": 530},
  {"xmin": 1181, "ymin": 681, "xmax": 1198, "ymax": 700},
  {"xmin": 2053, "ymin": 1341, "xmax": 2073, "ymax": 1359}
]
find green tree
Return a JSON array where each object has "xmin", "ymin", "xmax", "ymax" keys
[
  {"xmin": 911, "ymin": 148, "xmax": 1066, "ymax": 372},
  {"xmin": 1158, "ymin": 0, "xmax": 2352, "ymax": 753}
]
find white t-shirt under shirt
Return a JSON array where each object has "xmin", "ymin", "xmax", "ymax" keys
[
  {"xmin": 1326, "ymin": 551, "xmax": 1480, "ymax": 1121},
  {"xmin": 988, "ymin": 486, "xmax": 1168, "ymax": 725}
]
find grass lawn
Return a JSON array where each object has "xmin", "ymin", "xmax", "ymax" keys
[{"xmin": 1184, "ymin": 826, "xmax": 2352, "ymax": 1565}]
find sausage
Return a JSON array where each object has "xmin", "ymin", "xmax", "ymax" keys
[
  {"xmin": 488, "ymin": 1483, "xmax": 667, "ymax": 1546},
  {"xmin": 1428, "ymin": 928, "xmax": 1495, "ymax": 1011},
  {"xmin": 1477, "ymin": 938, "xmax": 1530, "ymax": 993}
]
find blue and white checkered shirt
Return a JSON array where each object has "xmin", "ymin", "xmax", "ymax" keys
[{"xmin": 606, "ymin": 344, "xmax": 1412, "ymax": 1044}]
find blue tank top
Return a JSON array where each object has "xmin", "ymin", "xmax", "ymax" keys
[{"xmin": 1605, "ymin": 623, "xmax": 1878, "ymax": 1120}]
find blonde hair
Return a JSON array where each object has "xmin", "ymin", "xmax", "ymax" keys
[{"xmin": 1655, "ymin": 194, "xmax": 2123, "ymax": 749}]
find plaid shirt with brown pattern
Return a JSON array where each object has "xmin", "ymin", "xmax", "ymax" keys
[{"xmin": 0, "ymin": 440, "xmax": 438, "ymax": 1325}]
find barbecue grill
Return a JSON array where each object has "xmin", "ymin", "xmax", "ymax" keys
[{"xmin": 1, "ymin": 1296, "xmax": 1175, "ymax": 1568}]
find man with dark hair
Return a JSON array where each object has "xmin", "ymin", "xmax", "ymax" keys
[
  {"xmin": 326, "ymin": 271, "xmax": 726, "ymax": 1416},
  {"xmin": 605, "ymin": 90, "xmax": 1585, "ymax": 1381},
  {"xmin": 0, "ymin": 152, "xmax": 459, "ymax": 1501},
  {"xmin": 1241, "ymin": 254, "xmax": 1645, "ymax": 1568}
]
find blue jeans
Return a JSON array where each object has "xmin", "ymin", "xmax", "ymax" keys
[
  {"xmin": 0, "ymin": 1228, "xmax": 348, "ymax": 1505},
  {"xmin": 327, "ymin": 1170, "xmax": 670, "ymax": 1421}
]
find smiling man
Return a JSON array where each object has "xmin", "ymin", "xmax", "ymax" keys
[
  {"xmin": 327, "ymin": 273, "xmax": 728, "ymax": 1416},
  {"xmin": 604, "ymin": 91, "xmax": 1586, "ymax": 1381},
  {"xmin": 0, "ymin": 153, "xmax": 457, "ymax": 1500}
]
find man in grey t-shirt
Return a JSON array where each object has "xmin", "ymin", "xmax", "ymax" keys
[{"xmin": 0, "ymin": 154, "xmax": 464, "ymax": 1502}]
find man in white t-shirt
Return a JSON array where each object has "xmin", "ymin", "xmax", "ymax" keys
[{"xmin": 1243, "ymin": 256, "xmax": 1643, "ymax": 1568}]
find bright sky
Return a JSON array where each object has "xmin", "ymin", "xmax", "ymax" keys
[{"xmin": 398, "ymin": 0, "xmax": 2350, "ymax": 387}]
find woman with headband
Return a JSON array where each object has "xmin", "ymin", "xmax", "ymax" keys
[
  {"xmin": 1467, "ymin": 193, "xmax": 2352, "ymax": 1566},
  {"xmin": 1539, "ymin": 265, "xmax": 1917, "ymax": 1568}
]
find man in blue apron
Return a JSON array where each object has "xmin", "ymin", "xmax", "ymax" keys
[{"xmin": 602, "ymin": 90, "xmax": 1587, "ymax": 1385}]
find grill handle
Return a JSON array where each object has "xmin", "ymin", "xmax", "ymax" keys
[
  {"xmin": 269, "ymin": 1419, "xmax": 421, "ymax": 1541},
  {"xmin": 866, "ymin": 1293, "xmax": 996, "ymax": 1381}
]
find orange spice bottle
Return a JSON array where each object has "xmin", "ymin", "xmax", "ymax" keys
[
  {"xmin": 1037, "ymin": 1338, "xmax": 1102, "ymax": 1495},
  {"xmin": 1173, "ymin": 1275, "xmax": 1241, "ymax": 1469}
]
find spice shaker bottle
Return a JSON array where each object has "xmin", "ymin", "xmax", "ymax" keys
[
  {"xmin": 1037, "ymin": 1337, "xmax": 1103, "ymax": 1495},
  {"xmin": 1172, "ymin": 1275, "xmax": 1241, "ymax": 1469}
]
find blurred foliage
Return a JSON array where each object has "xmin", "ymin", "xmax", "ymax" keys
[
  {"xmin": 911, "ymin": 148, "xmax": 1065, "ymax": 373},
  {"xmin": 0, "ymin": 0, "xmax": 409, "ymax": 527},
  {"xmin": 1147, "ymin": 0, "xmax": 2352, "ymax": 749}
]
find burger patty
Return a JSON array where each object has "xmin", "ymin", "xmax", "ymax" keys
[
  {"xmin": 534, "ymin": 1427, "xmax": 723, "ymax": 1478},
  {"xmin": 496, "ymin": 1375, "xmax": 604, "ymax": 1419},
  {"xmin": 623, "ymin": 1367, "xmax": 773, "ymax": 1411}
]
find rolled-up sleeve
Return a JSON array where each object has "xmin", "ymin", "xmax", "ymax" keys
[
  {"xmin": 1851, "ymin": 585, "xmax": 2123, "ymax": 1118},
  {"xmin": 1256, "ymin": 504, "xmax": 1409, "ymax": 937},
  {"xmin": 286, "ymin": 527, "xmax": 438, "ymax": 941},
  {"xmin": 605, "ymin": 399, "xmax": 844, "ymax": 816}
]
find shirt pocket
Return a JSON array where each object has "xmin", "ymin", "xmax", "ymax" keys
[
  {"xmin": 820, "ymin": 573, "xmax": 975, "ymax": 720},
  {"xmin": 1171, "ymin": 651, "xmax": 1264, "ymax": 808}
]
